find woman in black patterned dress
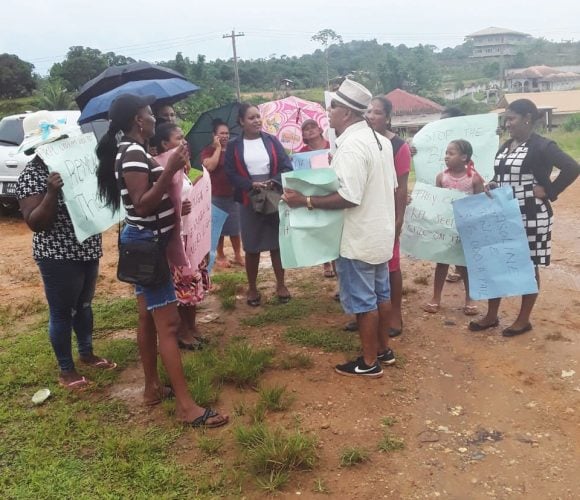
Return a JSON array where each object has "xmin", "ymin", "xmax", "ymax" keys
[{"xmin": 469, "ymin": 99, "xmax": 580, "ymax": 337}]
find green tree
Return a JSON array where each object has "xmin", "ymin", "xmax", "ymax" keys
[
  {"xmin": 311, "ymin": 29, "xmax": 343, "ymax": 89},
  {"xmin": 378, "ymin": 52, "xmax": 406, "ymax": 92},
  {"xmin": 36, "ymin": 79, "xmax": 75, "ymax": 110},
  {"xmin": 0, "ymin": 54, "xmax": 36, "ymax": 98},
  {"xmin": 50, "ymin": 46, "xmax": 108, "ymax": 91}
]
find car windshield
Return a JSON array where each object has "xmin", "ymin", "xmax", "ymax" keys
[{"xmin": 0, "ymin": 118, "xmax": 24, "ymax": 146}]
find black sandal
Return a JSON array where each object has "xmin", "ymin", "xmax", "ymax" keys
[
  {"xmin": 468, "ymin": 318, "xmax": 500, "ymax": 332},
  {"xmin": 185, "ymin": 408, "xmax": 228, "ymax": 429},
  {"xmin": 178, "ymin": 339, "xmax": 203, "ymax": 351}
]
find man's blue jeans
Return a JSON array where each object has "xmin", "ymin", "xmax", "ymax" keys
[{"xmin": 37, "ymin": 259, "xmax": 99, "ymax": 372}]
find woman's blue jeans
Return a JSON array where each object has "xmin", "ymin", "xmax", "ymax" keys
[{"xmin": 37, "ymin": 259, "xmax": 99, "ymax": 372}]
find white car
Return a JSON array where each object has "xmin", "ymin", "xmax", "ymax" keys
[{"xmin": 0, "ymin": 110, "xmax": 107, "ymax": 213}]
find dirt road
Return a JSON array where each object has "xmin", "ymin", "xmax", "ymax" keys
[{"xmin": 1, "ymin": 182, "xmax": 579, "ymax": 499}]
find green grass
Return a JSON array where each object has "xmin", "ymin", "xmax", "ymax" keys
[
  {"xmin": 381, "ymin": 416, "xmax": 398, "ymax": 428},
  {"xmin": 234, "ymin": 423, "xmax": 318, "ymax": 489},
  {"xmin": 313, "ymin": 478, "xmax": 330, "ymax": 494},
  {"xmin": 241, "ymin": 298, "xmax": 314, "ymax": 327},
  {"xmin": 197, "ymin": 434, "xmax": 224, "ymax": 456},
  {"xmin": 0, "ymin": 302, "xmax": 210, "ymax": 498},
  {"xmin": 92, "ymin": 297, "xmax": 138, "ymax": 335},
  {"xmin": 279, "ymin": 352, "xmax": 314, "ymax": 370},
  {"xmin": 212, "ymin": 271, "xmax": 246, "ymax": 311},
  {"xmin": 218, "ymin": 341, "xmax": 274, "ymax": 387},
  {"xmin": 546, "ymin": 130, "xmax": 580, "ymax": 161},
  {"xmin": 377, "ymin": 432, "xmax": 405, "ymax": 453},
  {"xmin": 339, "ymin": 447, "xmax": 370, "ymax": 467},
  {"xmin": 257, "ymin": 385, "xmax": 293, "ymax": 412},
  {"xmin": 284, "ymin": 326, "xmax": 359, "ymax": 352}
]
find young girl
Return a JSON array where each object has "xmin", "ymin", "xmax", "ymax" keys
[
  {"xmin": 423, "ymin": 139, "xmax": 484, "ymax": 316},
  {"xmin": 155, "ymin": 122, "xmax": 210, "ymax": 350}
]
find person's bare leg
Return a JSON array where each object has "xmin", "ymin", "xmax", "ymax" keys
[
  {"xmin": 472, "ymin": 298, "xmax": 501, "ymax": 328},
  {"xmin": 270, "ymin": 249, "xmax": 290, "ymax": 298},
  {"xmin": 137, "ymin": 295, "xmax": 164, "ymax": 404},
  {"xmin": 456, "ymin": 266, "xmax": 477, "ymax": 314},
  {"xmin": 216, "ymin": 236, "xmax": 230, "ymax": 267},
  {"xmin": 151, "ymin": 302, "xmax": 226, "ymax": 425},
  {"xmin": 509, "ymin": 268, "xmax": 540, "ymax": 329},
  {"xmin": 357, "ymin": 310, "xmax": 379, "ymax": 366},
  {"xmin": 245, "ymin": 252, "xmax": 261, "ymax": 301},
  {"xmin": 424, "ymin": 263, "xmax": 448, "ymax": 311},
  {"xmin": 377, "ymin": 300, "xmax": 392, "ymax": 353},
  {"xmin": 177, "ymin": 306, "xmax": 197, "ymax": 344},
  {"xmin": 389, "ymin": 270, "xmax": 403, "ymax": 330},
  {"xmin": 230, "ymin": 235, "xmax": 245, "ymax": 266}
]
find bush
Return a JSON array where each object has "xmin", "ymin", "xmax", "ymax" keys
[{"xmin": 562, "ymin": 114, "xmax": 580, "ymax": 132}]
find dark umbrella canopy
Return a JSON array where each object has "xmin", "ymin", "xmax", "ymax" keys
[
  {"xmin": 76, "ymin": 61, "xmax": 187, "ymax": 110},
  {"xmin": 78, "ymin": 78, "xmax": 200, "ymax": 124},
  {"xmin": 186, "ymin": 102, "xmax": 241, "ymax": 168}
]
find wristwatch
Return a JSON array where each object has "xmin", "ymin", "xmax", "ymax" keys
[{"xmin": 306, "ymin": 196, "xmax": 314, "ymax": 210}]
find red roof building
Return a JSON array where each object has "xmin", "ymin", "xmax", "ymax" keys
[{"xmin": 385, "ymin": 88, "xmax": 443, "ymax": 133}]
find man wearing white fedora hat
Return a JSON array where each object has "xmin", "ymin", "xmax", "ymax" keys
[{"xmin": 283, "ymin": 79, "xmax": 398, "ymax": 378}]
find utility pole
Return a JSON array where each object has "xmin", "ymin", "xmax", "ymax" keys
[{"xmin": 223, "ymin": 29, "xmax": 245, "ymax": 102}]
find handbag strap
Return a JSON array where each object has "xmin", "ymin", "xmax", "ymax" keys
[{"xmin": 116, "ymin": 140, "xmax": 163, "ymax": 239}]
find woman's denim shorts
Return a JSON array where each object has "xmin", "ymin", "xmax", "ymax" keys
[{"xmin": 120, "ymin": 224, "xmax": 177, "ymax": 311}]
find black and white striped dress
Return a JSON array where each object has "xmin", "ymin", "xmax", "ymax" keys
[
  {"xmin": 115, "ymin": 137, "xmax": 175, "ymax": 235},
  {"xmin": 494, "ymin": 141, "xmax": 553, "ymax": 266}
]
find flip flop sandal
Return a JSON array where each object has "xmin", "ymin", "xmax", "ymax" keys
[
  {"xmin": 82, "ymin": 358, "xmax": 117, "ymax": 370},
  {"xmin": 277, "ymin": 295, "xmax": 292, "ymax": 304},
  {"xmin": 422, "ymin": 303, "xmax": 440, "ymax": 314},
  {"xmin": 193, "ymin": 336, "xmax": 210, "ymax": 345},
  {"xmin": 463, "ymin": 305, "xmax": 479, "ymax": 316},
  {"xmin": 446, "ymin": 273, "xmax": 462, "ymax": 283},
  {"xmin": 246, "ymin": 294, "xmax": 261, "ymax": 307},
  {"xmin": 59, "ymin": 376, "xmax": 90, "ymax": 391},
  {"xmin": 185, "ymin": 408, "xmax": 228, "ymax": 429},
  {"xmin": 323, "ymin": 270, "xmax": 336, "ymax": 278},
  {"xmin": 502, "ymin": 323, "xmax": 532, "ymax": 337},
  {"xmin": 468, "ymin": 318, "xmax": 500, "ymax": 332},
  {"xmin": 144, "ymin": 386, "xmax": 174, "ymax": 407},
  {"xmin": 178, "ymin": 339, "xmax": 203, "ymax": 351}
]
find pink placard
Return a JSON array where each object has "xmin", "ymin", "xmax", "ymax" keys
[
  {"xmin": 310, "ymin": 152, "xmax": 330, "ymax": 169},
  {"xmin": 154, "ymin": 149, "xmax": 188, "ymax": 270},
  {"xmin": 182, "ymin": 169, "xmax": 211, "ymax": 270}
]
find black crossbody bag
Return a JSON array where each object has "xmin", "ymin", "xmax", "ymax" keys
[{"xmin": 116, "ymin": 144, "xmax": 170, "ymax": 287}]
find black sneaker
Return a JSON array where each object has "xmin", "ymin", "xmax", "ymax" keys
[
  {"xmin": 335, "ymin": 357, "xmax": 383, "ymax": 378},
  {"xmin": 377, "ymin": 348, "xmax": 396, "ymax": 365}
]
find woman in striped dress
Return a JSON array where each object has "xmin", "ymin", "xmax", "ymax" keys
[
  {"xmin": 96, "ymin": 94, "xmax": 228, "ymax": 428},
  {"xmin": 469, "ymin": 99, "xmax": 579, "ymax": 337}
]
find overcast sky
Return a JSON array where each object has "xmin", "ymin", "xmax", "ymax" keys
[{"xmin": 3, "ymin": 0, "xmax": 579, "ymax": 75}]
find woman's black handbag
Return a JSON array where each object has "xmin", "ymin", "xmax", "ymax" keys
[
  {"xmin": 117, "ymin": 234, "xmax": 170, "ymax": 287},
  {"xmin": 249, "ymin": 186, "xmax": 282, "ymax": 215},
  {"xmin": 115, "ymin": 147, "xmax": 170, "ymax": 287}
]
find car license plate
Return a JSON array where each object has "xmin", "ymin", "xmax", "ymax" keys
[{"xmin": 1, "ymin": 182, "xmax": 17, "ymax": 195}]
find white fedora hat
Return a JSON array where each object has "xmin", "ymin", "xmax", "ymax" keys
[{"xmin": 329, "ymin": 79, "xmax": 372, "ymax": 113}]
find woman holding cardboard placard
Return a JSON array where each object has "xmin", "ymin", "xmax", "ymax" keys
[{"xmin": 470, "ymin": 99, "xmax": 579, "ymax": 337}]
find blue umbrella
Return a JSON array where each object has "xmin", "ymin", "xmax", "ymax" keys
[{"xmin": 78, "ymin": 78, "xmax": 200, "ymax": 124}]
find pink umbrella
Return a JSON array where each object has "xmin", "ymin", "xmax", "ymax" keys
[{"xmin": 259, "ymin": 96, "xmax": 329, "ymax": 153}]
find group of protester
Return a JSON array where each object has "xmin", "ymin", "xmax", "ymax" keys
[{"xmin": 15, "ymin": 77, "xmax": 580, "ymax": 429}]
